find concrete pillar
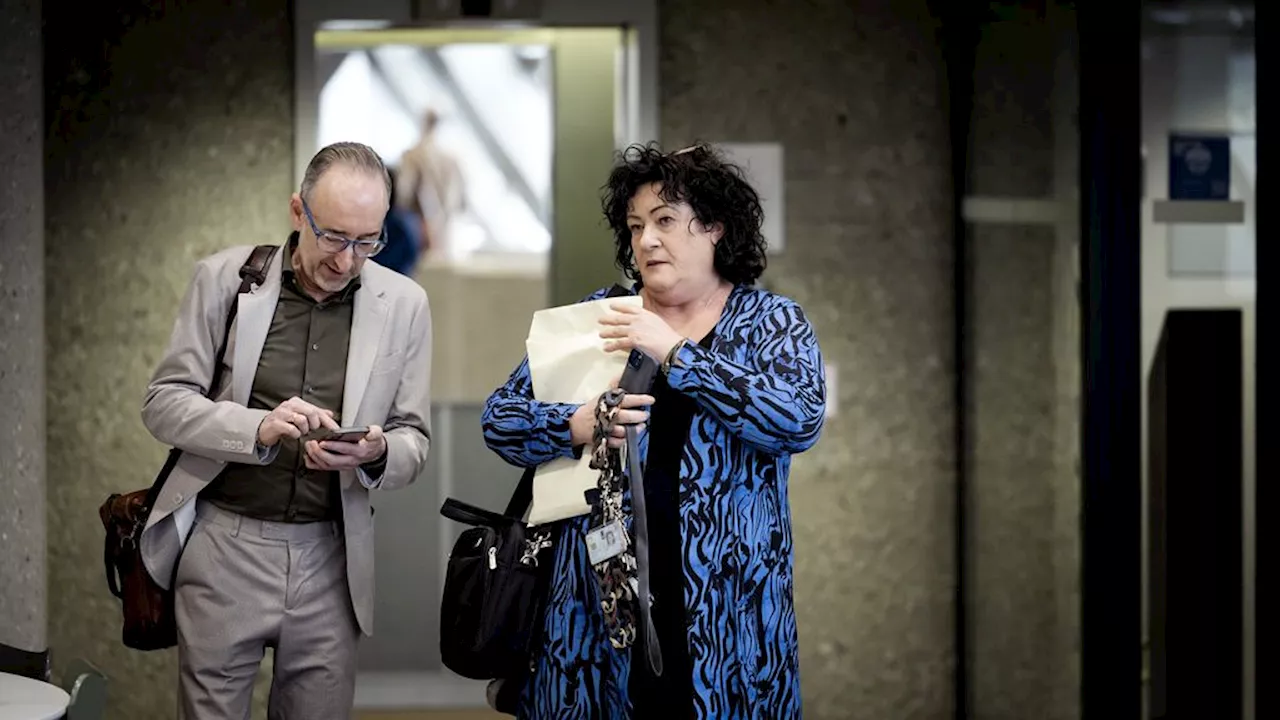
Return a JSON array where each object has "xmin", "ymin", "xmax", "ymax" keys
[
  {"xmin": 661, "ymin": 2, "xmax": 956, "ymax": 716},
  {"xmin": 0, "ymin": 0, "xmax": 47, "ymax": 654}
]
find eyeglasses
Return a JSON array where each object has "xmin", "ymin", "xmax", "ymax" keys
[{"xmin": 300, "ymin": 199, "xmax": 386, "ymax": 258}]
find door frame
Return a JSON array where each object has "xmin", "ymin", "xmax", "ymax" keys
[
  {"xmin": 1254, "ymin": 4, "xmax": 1270, "ymax": 718},
  {"xmin": 293, "ymin": 0, "xmax": 659, "ymax": 190},
  {"xmin": 1079, "ymin": 4, "xmax": 1143, "ymax": 718},
  {"xmin": 292, "ymin": 0, "xmax": 657, "ymax": 709}
]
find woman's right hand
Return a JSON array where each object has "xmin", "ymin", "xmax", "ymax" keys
[{"xmin": 570, "ymin": 387, "xmax": 655, "ymax": 449}]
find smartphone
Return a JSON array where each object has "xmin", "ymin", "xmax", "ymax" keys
[
  {"xmin": 307, "ymin": 426, "xmax": 370, "ymax": 443},
  {"xmin": 619, "ymin": 349, "xmax": 659, "ymax": 394}
]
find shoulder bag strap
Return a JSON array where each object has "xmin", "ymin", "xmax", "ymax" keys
[
  {"xmin": 439, "ymin": 464, "xmax": 534, "ymax": 528},
  {"xmin": 208, "ymin": 244, "xmax": 279, "ymax": 396},
  {"xmin": 501, "ymin": 466, "xmax": 537, "ymax": 519},
  {"xmin": 143, "ymin": 244, "xmax": 280, "ymax": 510}
]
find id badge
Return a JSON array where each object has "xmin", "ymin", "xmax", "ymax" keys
[{"xmin": 586, "ymin": 520, "xmax": 627, "ymax": 565}]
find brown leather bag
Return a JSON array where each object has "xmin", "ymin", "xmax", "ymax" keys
[{"xmin": 100, "ymin": 244, "xmax": 278, "ymax": 651}]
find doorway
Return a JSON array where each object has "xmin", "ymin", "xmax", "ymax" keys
[{"xmin": 301, "ymin": 16, "xmax": 643, "ymax": 711}]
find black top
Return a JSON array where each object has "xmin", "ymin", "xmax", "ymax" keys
[{"xmin": 629, "ymin": 331, "xmax": 715, "ymax": 718}]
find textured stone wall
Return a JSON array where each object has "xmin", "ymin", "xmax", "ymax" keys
[
  {"xmin": 966, "ymin": 8, "xmax": 1081, "ymax": 720},
  {"xmin": 0, "ymin": 0, "xmax": 46, "ymax": 654},
  {"xmin": 1048, "ymin": 13, "xmax": 1082, "ymax": 718},
  {"xmin": 36, "ymin": 1, "xmax": 1081, "ymax": 718},
  {"xmin": 43, "ymin": 2, "xmax": 293, "ymax": 717},
  {"xmin": 659, "ymin": 1, "xmax": 957, "ymax": 717}
]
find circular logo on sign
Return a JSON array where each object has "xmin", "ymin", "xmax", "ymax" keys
[{"xmin": 1184, "ymin": 143, "xmax": 1212, "ymax": 175}]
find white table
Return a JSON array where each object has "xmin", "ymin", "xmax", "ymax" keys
[{"xmin": 0, "ymin": 672, "xmax": 69, "ymax": 720}]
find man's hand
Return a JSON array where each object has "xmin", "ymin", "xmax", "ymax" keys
[
  {"xmin": 304, "ymin": 425, "xmax": 388, "ymax": 471},
  {"xmin": 257, "ymin": 396, "xmax": 340, "ymax": 447}
]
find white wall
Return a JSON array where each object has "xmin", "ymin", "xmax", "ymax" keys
[{"xmin": 1139, "ymin": 29, "xmax": 1256, "ymax": 720}]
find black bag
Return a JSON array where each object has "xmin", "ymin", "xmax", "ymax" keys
[
  {"xmin": 439, "ymin": 466, "xmax": 556, "ymax": 684},
  {"xmin": 439, "ymin": 284, "xmax": 633, "ymax": 705}
]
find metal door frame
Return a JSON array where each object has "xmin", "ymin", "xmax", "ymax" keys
[{"xmin": 292, "ymin": 0, "xmax": 657, "ymax": 708}]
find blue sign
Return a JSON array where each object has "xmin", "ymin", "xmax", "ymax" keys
[{"xmin": 1169, "ymin": 134, "xmax": 1230, "ymax": 200}]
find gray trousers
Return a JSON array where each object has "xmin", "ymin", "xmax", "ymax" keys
[{"xmin": 175, "ymin": 501, "xmax": 359, "ymax": 720}]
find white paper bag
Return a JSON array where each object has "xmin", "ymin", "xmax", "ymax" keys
[{"xmin": 524, "ymin": 294, "xmax": 642, "ymax": 525}]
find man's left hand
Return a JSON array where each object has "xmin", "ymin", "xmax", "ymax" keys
[{"xmin": 304, "ymin": 425, "xmax": 387, "ymax": 471}]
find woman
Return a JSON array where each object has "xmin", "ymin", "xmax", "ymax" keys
[{"xmin": 481, "ymin": 143, "xmax": 826, "ymax": 719}]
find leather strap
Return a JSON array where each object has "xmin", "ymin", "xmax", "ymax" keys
[
  {"xmin": 502, "ymin": 466, "xmax": 537, "ymax": 520},
  {"xmin": 625, "ymin": 424, "xmax": 663, "ymax": 677},
  {"xmin": 210, "ymin": 244, "xmax": 278, "ymax": 397},
  {"xmin": 103, "ymin": 499, "xmax": 124, "ymax": 599},
  {"xmin": 441, "ymin": 461, "xmax": 536, "ymax": 530},
  {"xmin": 142, "ymin": 244, "xmax": 280, "ymax": 512}
]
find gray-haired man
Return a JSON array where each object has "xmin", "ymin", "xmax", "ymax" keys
[{"xmin": 139, "ymin": 142, "xmax": 433, "ymax": 719}]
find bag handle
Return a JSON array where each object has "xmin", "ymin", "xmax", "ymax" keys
[
  {"xmin": 501, "ymin": 466, "xmax": 536, "ymax": 519},
  {"xmin": 441, "ymin": 497, "xmax": 513, "ymax": 529},
  {"xmin": 141, "ymin": 244, "xmax": 281, "ymax": 512}
]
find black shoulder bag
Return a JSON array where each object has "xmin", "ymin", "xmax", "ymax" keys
[{"xmin": 439, "ymin": 465, "xmax": 556, "ymax": 687}]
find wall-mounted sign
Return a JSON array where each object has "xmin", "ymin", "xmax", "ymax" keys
[{"xmin": 1168, "ymin": 134, "xmax": 1230, "ymax": 200}]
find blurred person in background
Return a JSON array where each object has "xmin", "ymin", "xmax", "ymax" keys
[
  {"xmin": 396, "ymin": 108, "xmax": 465, "ymax": 264},
  {"xmin": 376, "ymin": 166, "xmax": 423, "ymax": 277},
  {"xmin": 481, "ymin": 143, "xmax": 826, "ymax": 719}
]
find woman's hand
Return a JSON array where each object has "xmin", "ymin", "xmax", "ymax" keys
[
  {"xmin": 569, "ymin": 380, "xmax": 655, "ymax": 449},
  {"xmin": 598, "ymin": 303, "xmax": 685, "ymax": 362}
]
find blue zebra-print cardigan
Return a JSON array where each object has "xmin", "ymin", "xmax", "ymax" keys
[{"xmin": 481, "ymin": 283, "xmax": 826, "ymax": 719}]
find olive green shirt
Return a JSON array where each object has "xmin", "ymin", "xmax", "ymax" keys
[{"xmin": 202, "ymin": 237, "xmax": 364, "ymax": 523}]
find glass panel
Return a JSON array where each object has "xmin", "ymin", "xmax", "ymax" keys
[
  {"xmin": 312, "ymin": 25, "xmax": 628, "ymax": 708},
  {"xmin": 1158, "ymin": 36, "xmax": 1257, "ymax": 277},
  {"xmin": 318, "ymin": 41, "xmax": 554, "ymax": 266},
  {"xmin": 1140, "ymin": 3, "xmax": 1255, "ymax": 718}
]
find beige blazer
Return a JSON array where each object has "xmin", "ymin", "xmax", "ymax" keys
[{"xmin": 138, "ymin": 242, "xmax": 433, "ymax": 636}]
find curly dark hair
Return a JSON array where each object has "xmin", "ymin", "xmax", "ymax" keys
[{"xmin": 601, "ymin": 142, "xmax": 767, "ymax": 286}]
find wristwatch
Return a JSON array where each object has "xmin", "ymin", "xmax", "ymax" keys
[{"xmin": 661, "ymin": 338, "xmax": 688, "ymax": 375}]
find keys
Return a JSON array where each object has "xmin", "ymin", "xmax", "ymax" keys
[{"xmin": 587, "ymin": 387, "xmax": 639, "ymax": 651}]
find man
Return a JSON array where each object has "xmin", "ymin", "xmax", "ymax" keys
[
  {"xmin": 395, "ymin": 108, "xmax": 465, "ymax": 263},
  {"xmin": 138, "ymin": 141, "xmax": 432, "ymax": 719}
]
